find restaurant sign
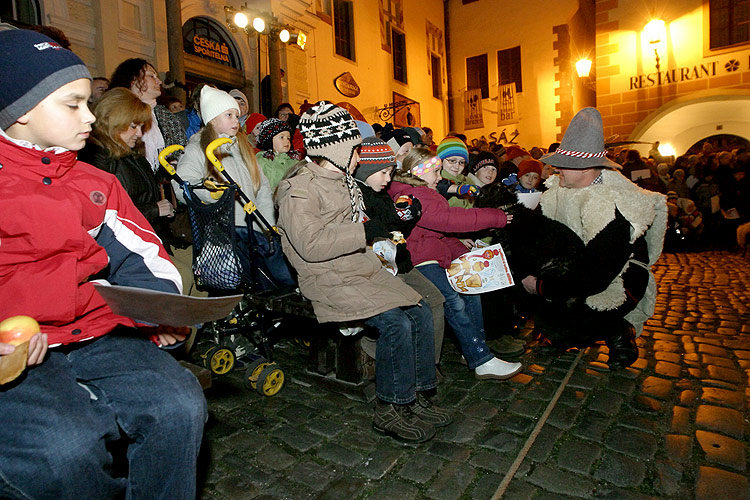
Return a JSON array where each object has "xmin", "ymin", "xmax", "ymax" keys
[{"xmin": 629, "ymin": 56, "xmax": 746, "ymax": 90}]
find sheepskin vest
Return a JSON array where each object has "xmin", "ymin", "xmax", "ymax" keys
[{"xmin": 541, "ymin": 169, "xmax": 667, "ymax": 333}]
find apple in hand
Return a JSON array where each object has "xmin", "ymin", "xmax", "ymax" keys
[{"xmin": 0, "ymin": 315, "xmax": 40, "ymax": 346}]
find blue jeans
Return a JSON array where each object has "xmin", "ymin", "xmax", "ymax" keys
[
  {"xmin": 365, "ymin": 300, "xmax": 436, "ymax": 404},
  {"xmin": 235, "ymin": 226, "xmax": 296, "ymax": 290},
  {"xmin": 418, "ymin": 263, "xmax": 494, "ymax": 369},
  {"xmin": 0, "ymin": 330, "xmax": 207, "ymax": 500}
]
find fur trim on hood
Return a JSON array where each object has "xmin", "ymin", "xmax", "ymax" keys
[{"xmin": 393, "ymin": 172, "xmax": 428, "ymax": 187}]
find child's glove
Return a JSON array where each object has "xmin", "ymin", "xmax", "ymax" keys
[
  {"xmin": 364, "ymin": 219, "xmax": 390, "ymax": 242},
  {"xmin": 457, "ymin": 184, "xmax": 479, "ymax": 196},
  {"xmin": 394, "ymin": 195, "xmax": 422, "ymax": 221}
]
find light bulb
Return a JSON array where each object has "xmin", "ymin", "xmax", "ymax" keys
[
  {"xmin": 233, "ymin": 12, "xmax": 248, "ymax": 29},
  {"xmin": 253, "ymin": 17, "xmax": 265, "ymax": 33}
]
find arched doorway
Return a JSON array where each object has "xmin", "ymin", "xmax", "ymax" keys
[
  {"xmin": 630, "ymin": 91, "xmax": 750, "ymax": 157},
  {"xmin": 182, "ymin": 16, "xmax": 246, "ymax": 94},
  {"xmin": 685, "ymin": 134, "xmax": 750, "ymax": 155}
]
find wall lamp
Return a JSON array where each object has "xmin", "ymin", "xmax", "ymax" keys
[
  {"xmin": 644, "ymin": 19, "xmax": 666, "ymax": 72},
  {"xmin": 575, "ymin": 58, "xmax": 596, "ymax": 90}
]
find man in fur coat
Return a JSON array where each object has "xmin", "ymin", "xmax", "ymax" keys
[{"xmin": 521, "ymin": 108, "xmax": 667, "ymax": 370}]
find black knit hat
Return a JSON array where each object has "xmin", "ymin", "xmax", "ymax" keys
[
  {"xmin": 0, "ymin": 29, "xmax": 91, "ymax": 130},
  {"xmin": 469, "ymin": 151, "xmax": 499, "ymax": 174},
  {"xmin": 354, "ymin": 137, "xmax": 397, "ymax": 182},
  {"xmin": 298, "ymin": 101, "xmax": 361, "ymax": 172},
  {"xmin": 256, "ymin": 118, "xmax": 291, "ymax": 151}
]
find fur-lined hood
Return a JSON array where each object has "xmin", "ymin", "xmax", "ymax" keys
[{"xmin": 393, "ymin": 172, "xmax": 427, "ymax": 187}]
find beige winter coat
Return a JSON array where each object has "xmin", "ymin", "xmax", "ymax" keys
[{"xmin": 276, "ymin": 162, "xmax": 422, "ymax": 323}]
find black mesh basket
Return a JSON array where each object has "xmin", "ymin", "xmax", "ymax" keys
[{"xmin": 181, "ymin": 184, "xmax": 254, "ymax": 291}]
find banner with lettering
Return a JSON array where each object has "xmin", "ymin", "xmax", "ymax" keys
[
  {"xmin": 464, "ymin": 89, "xmax": 484, "ymax": 130},
  {"xmin": 497, "ymin": 83, "xmax": 519, "ymax": 126}
]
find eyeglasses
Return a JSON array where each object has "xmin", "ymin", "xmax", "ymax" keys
[{"xmin": 445, "ymin": 159, "xmax": 466, "ymax": 166}]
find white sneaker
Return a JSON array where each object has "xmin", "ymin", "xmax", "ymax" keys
[{"xmin": 474, "ymin": 357, "xmax": 523, "ymax": 380}]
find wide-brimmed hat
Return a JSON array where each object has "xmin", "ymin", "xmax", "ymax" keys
[{"xmin": 541, "ymin": 107, "xmax": 621, "ymax": 170}]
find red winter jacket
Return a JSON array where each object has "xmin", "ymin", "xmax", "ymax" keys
[
  {"xmin": 388, "ymin": 181, "xmax": 508, "ymax": 268},
  {"xmin": 0, "ymin": 135, "xmax": 182, "ymax": 346}
]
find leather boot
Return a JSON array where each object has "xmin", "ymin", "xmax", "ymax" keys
[{"xmin": 606, "ymin": 325, "xmax": 638, "ymax": 370}]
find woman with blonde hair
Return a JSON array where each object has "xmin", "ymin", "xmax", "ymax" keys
[
  {"xmin": 175, "ymin": 86, "xmax": 294, "ymax": 289},
  {"xmin": 79, "ymin": 87, "xmax": 175, "ymax": 224}
]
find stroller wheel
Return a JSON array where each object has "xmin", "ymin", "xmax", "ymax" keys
[
  {"xmin": 244, "ymin": 357, "xmax": 267, "ymax": 390},
  {"xmin": 256, "ymin": 363, "xmax": 284, "ymax": 396},
  {"xmin": 205, "ymin": 345, "xmax": 235, "ymax": 375}
]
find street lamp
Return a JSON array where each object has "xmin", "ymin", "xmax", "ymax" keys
[{"xmin": 252, "ymin": 16, "xmax": 265, "ymax": 33}]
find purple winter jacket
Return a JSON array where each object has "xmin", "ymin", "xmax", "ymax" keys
[{"xmin": 388, "ymin": 181, "xmax": 508, "ymax": 268}]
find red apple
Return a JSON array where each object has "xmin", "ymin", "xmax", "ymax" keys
[{"xmin": 0, "ymin": 315, "xmax": 40, "ymax": 346}]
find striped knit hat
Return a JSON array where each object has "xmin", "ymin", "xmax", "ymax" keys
[
  {"xmin": 298, "ymin": 101, "xmax": 361, "ymax": 172},
  {"xmin": 0, "ymin": 29, "xmax": 91, "ymax": 130},
  {"xmin": 256, "ymin": 118, "xmax": 291, "ymax": 151},
  {"xmin": 299, "ymin": 101, "xmax": 363, "ymax": 222},
  {"xmin": 354, "ymin": 137, "xmax": 396, "ymax": 182},
  {"xmin": 540, "ymin": 107, "xmax": 621, "ymax": 169},
  {"xmin": 436, "ymin": 136, "xmax": 468, "ymax": 162}
]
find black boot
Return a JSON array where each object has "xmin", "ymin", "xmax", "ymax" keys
[{"xmin": 606, "ymin": 325, "xmax": 638, "ymax": 370}]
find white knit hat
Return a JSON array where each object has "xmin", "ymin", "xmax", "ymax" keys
[{"xmin": 200, "ymin": 86, "xmax": 239, "ymax": 125}]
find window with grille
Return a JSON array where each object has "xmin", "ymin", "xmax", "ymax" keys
[
  {"xmin": 431, "ymin": 54, "xmax": 442, "ymax": 98},
  {"xmin": 333, "ymin": 0, "xmax": 355, "ymax": 61},
  {"xmin": 710, "ymin": 0, "xmax": 750, "ymax": 49},
  {"xmin": 392, "ymin": 29, "xmax": 407, "ymax": 83},
  {"xmin": 497, "ymin": 46, "xmax": 522, "ymax": 93},
  {"xmin": 466, "ymin": 54, "xmax": 489, "ymax": 99}
]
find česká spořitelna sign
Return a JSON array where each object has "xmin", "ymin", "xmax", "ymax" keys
[{"xmin": 191, "ymin": 35, "xmax": 230, "ymax": 64}]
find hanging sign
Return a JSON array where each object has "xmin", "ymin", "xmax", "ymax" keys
[
  {"xmin": 464, "ymin": 89, "xmax": 484, "ymax": 130},
  {"xmin": 334, "ymin": 72, "xmax": 360, "ymax": 98}
]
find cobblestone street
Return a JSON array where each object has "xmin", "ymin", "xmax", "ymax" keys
[{"xmin": 196, "ymin": 251, "xmax": 750, "ymax": 500}]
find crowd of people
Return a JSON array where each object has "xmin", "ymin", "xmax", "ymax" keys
[{"xmin": 8, "ymin": 22, "xmax": 749, "ymax": 497}]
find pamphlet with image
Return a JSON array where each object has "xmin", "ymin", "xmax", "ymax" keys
[{"xmin": 446, "ymin": 243, "xmax": 514, "ymax": 294}]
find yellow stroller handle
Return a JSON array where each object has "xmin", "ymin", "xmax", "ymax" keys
[
  {"xmin": 158, "ymin": 144, "xmax": 185, "ymax": 176},
  {"xmin": 206, "ymin": 137, "xmax": 233, "ymax": 173}
]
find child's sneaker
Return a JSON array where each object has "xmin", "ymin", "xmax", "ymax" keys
[
  {"xmin": 412, "ymin": 393, "xmax": 452, "ymax": 427},
  {"xmin": 373, "ymin": 401, "xmax": 436, "ymax": 443},
  {"xmin": 474, "ymin": 357, "xmax": 523, "ymax": 380}
]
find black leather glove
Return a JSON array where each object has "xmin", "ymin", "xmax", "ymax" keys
[{"xmin": 364, "ymin": 219, "xmax": 390, "ymax": 243}]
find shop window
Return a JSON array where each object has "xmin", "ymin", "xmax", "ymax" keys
[
  {"xmin": 466, "ymin": 53, "xmax": 489, "ymax": 99},
  {"xmin": 710, "ymin": 0, "xmax": 750, "ymax": 49},
  {"xmin": 431, "ymin": 54, "xmax": 442, "ymax": 98},
  {"xmin": 0, "ymin": 0, "xmax": 41, "ymax": 26},
  {"xmin": 333, "ymin": 0, "xmax": 355, "ymax": 61},
  {"xmin": 498, "ymin": 45, "xmax": 522, "ymax": 93},
  {"xmin": 392, "ymin": 29, "xmax": 407, "ymax": 83}
]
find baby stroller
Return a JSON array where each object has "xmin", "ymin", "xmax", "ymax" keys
[{"xmin": 159, "ymin": 139, "xmax": 310, "ymax": 396}]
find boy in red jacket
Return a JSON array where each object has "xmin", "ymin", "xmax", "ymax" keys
[{"xmin": 0, "ymin": 29, "xmax": 206, "ymax": 500}]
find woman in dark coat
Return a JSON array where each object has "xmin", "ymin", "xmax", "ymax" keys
[{"xmin": 79, "ymin": 88, "xmax": 175, "ymax": 230}]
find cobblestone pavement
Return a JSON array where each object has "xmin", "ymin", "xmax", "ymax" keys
[{"xmin": 196, "ymin": 251, "xmax": 750, "ymax": 500}]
